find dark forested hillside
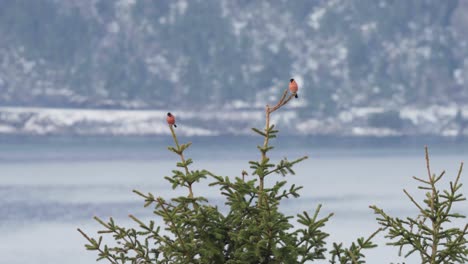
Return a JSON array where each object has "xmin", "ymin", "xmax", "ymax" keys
[{"xmin": 0, "ymin": 0, "xmax": 467, "ymax": 113}]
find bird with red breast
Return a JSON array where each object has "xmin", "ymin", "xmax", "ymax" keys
[
  {"xmin": 166, "ymin": 112, "xmax": 177, "ymax": 128},
  {"xmin": 289, "ymin": 78, "xmax": 298, "ymax": 98}
]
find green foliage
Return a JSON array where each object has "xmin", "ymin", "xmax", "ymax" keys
[
  {"xmin": 78, "ymin": 91, "xmax": 466, "ymax": 263},
  {"xmin": 329, "ymin": 230, "xmax": 380, "ymax": 264},
  {"xmin": 371, "ymin": 147, "xmax": 467, "ymax": 263},
  {"xmin": 78, "ymin": 89, "xmax": 380, "ymax": 263}
]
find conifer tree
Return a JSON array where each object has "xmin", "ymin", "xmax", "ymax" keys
[
  {"xmin": 371, "ymin": 147, "xmax": 467, "ymax": 263},
  {"xmin": 78, "ymin": 88, "xmax": 467, "ymax": 263},
  {"xmin": 78, "ymin": 86, "xmax": 381, "ymax": 263}
]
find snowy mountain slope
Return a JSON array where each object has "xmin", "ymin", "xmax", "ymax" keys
[
  {"xmin": 0, "ymin": 106, "xmax": 466, "ymax": 137},
  {"xmin": 0, "ymin": 1, "xmax": 467, "ymax": 111},
  {"xmin": 0, "ymin": 1, "xmax": 467, "ymax": 137}
]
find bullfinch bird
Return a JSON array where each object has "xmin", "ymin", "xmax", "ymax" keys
[
  {"xmin": 167, "ymin": 112, "xmax": 177, "ymax": 127},
  {"xmin": 289, "ymin": 79, "xmax": 298, "ymax": 98}
]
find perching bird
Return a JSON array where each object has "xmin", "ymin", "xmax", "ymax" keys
[
  {"xmin": 167, "ymin": 112, "xmax": 177, "ymax": 127},
  {"xmin": 289, "ymin": 79, "xmax": 298, "ymax": 98}
]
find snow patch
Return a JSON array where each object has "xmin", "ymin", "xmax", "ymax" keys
[
  {"xmin": 0, "ymin": 105, "xmax": 466, "ymax": 137},
  {"xmin": 0, "ymin": 124, "xmax": 15, "ymax": 133},
  {"xmin": 351, "ymin": 127, "xmax": 401, "ymax": 137},
  {"xmin": 308, "ymin": 7, "xmax": 326, "ymax": 30},
  {"xmin": 0, "ymin": 107, "xmax": 218, "ymax": 136}
]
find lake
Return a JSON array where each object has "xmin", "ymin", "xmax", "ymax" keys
[{"xmin": 0, "ymin": 136, "xmax": 466, "ymax": 263}]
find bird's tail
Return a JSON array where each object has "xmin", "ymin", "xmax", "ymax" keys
[{"xmin": 295, "ymin": 94, "xmax": 298, "ymax": 98}]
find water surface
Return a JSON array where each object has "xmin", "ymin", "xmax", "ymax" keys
[{"xmin": 0, "ymin": 136, "xmax": 466, "ymax": 263}]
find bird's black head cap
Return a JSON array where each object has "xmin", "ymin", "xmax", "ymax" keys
[
  {"xmin": 290, "ymin": 78, "xmax": 294, "ymax": 82},
  {"xmin": 167, "ymin": 112, "xmax": 172, "ymax": 116}
]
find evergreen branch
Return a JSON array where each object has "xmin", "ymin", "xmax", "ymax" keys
[
  {"xmin": 453, "ymin": 162, "xmax": 464, "ymax": 193},
  {"xmin": 425, "ymin": 147, "xmax": 440, "ymax": 263},
  {"xmin": 372, "ymin": 148, "xmax": 467, "ymax": 263},
  {"xmin": 93, "ymin": 217, "xmax": 155, "ymax": 262},
  {"xmin": 169, "ymin": 125, "xmax": 194, "ymax": 198},
  {"xmin": 403, "ymin": 189, "xmax": 429, "ymax": 218},
  {"xmin": 329, "ymin": 227, "xmax": 381, "ymax": 264},
  {"xmin": 425, "ymin": 147, "xmax": 437, "ymax": 223},
  {"xmin": 264, "ymin": 156, "xmax": 308, "ymax": 177},
  {"xmin": 425, "ymin": 146, "xmax": 432, "ymax": 184},
  {"xmin": 444, "ymin": 162, "xmax": 464, "ymax": 217},
  {"xmin": 370, "ymin": 205, "xmax": 432, "ymax": 260},
  {"xmin": 156, "ymin": 198, "xmax": 191, "ymax": 261},
  {"xmin": 412, "ymin": 176, "xmax": 430, "ymax": 185},
  {"xmin": 437, "ymin": 224, "xmax": 468, "ymax": 263},
  {"xmin": 358, "ymin": 228, "xmax": 382, "ymax": 251},
  {"xmin": 77, "ymin": 228, "xmax": 119, "ymax": 264},
  {"xmin": 256, "ymin": 88, "xmax": 297, "ymax": 206},
  {"xmin": 252, "ymin": 127, "xmax": 267, "ymax": 137}
]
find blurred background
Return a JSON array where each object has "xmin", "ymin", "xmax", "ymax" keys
[
  {"xmin": 0, "ymin": 0, "xmax": 467, "ymax": 137},
  {"xmin": 0, "ymin": 1, "xmax": 467, "ymax": 263}
]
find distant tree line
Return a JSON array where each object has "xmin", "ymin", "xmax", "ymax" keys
[{"xmin": 0, "ymin": 0, "xmax": 466, "ymax": 112}]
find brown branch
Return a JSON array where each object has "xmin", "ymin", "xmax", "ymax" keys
[
  {"xmin": 269, "ymin": 93, "xmax": 296, "ymax": 114},
  {"xmin": 242, "ymin": 170, "xmax": 248, "ymax": 182},
  {"xmin": 258, "ymin": 88, "xmax": 296, "ymax": 204},
  {"xmin": 425, "ymin": 147, "xmax": 440, "ymax": 263},
  {"xmin": 262, "ymin": 90, "xmax": 295, "ymax": 157},
  {"xmin": 425, "ymin": 146, "xmax": 432, "ymax": 180},
  {"xmin": 454, "ymin": 162, "xmax": 464, "ymax": 190},
  {"xmin": 424, "ymin": 147, "xmax": 437, "ymax": 218}
]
